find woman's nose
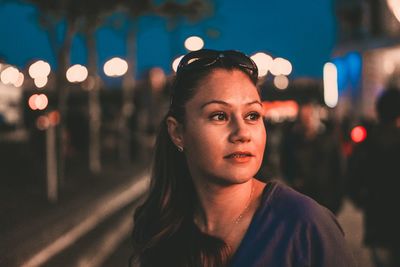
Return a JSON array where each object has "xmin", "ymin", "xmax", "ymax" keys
[{"xmin": 228, "ymin": 117, "xmax": 251, "ymax": 143}]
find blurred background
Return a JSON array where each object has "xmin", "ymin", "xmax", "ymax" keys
[{"xmin": 1, "ymin": 0, "xmax": 400, "ymax": 266}]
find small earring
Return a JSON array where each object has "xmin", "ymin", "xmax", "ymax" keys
[{"xmin": 177, "ymin": 146, "xmax": 183, "ymax": 152}]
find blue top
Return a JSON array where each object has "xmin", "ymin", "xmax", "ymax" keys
[{"xmin": 229, "ymin": 180, "xmax": 356, "ymax": 267}]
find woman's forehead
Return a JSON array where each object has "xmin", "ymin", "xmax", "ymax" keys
[{"xmin": 192, "ymin": 69, "xmax": 259, "ymax": 100}]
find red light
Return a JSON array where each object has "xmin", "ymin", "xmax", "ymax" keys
[{"xmin": 351, "ymin": 126, "xmax": 367, "ymax": 143}]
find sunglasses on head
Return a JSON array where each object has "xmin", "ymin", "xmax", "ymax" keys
[{"xmin": 176, "ymin": 49, "xmax": 258, "ymax": 81}]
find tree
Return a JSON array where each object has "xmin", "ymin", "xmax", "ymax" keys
[
  {"xmin": 76, "ymin": 0, "xmax": 122, "ymax": 173},
  {"xmin": 114, "ymin": 0, "xmax": 213, "ymax": 164},
  {"xmin": 158, "ymin": 0, "xmax": 212, "ymax": 60},
  {"xmin": 21, "ymin": 0, "xmax": 84, "ymax": 183},
  {"xmin": 114, "ymin": 0, "xmax": 156, "ymax": 165},
  {"xmin": 17, "ymin": 0, "xmax": 215, "ymax": 177}
]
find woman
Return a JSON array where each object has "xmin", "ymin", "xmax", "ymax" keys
[{"xmin": 131, "ymin": 49, "xmax": 355, "ymax": 267}]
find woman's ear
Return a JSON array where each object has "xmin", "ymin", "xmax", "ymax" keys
[{"xmin": 166, "ymin": 116, "xmax": 184, "ymax": 149}]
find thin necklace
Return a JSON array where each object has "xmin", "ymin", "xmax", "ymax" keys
[
  {"xmin": 233, "ymin": 180, "xmax": 255, "ymax": 224},
  {"xmin": 193, "ymin": 180, "xmax": 255, "ymax": 232}
]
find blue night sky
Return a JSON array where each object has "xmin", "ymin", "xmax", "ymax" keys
[{"xmin": 0, "ymin": 0, "xmax": 337, "ymax": 79}]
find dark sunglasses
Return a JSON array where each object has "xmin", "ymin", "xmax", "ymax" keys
[{"xmin": 176, "ymin": 49, "xmax": 258, "ymax": 81}]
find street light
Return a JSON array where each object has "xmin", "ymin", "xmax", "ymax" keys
[
  {"xmin": 29, "ymin": 60, "xmax": 51, "ymax": 79},
  {"xmin": 270, "ymin": 57, "xmax": 292, "ymax": 76},
  {"xmin": 273, "ymin": 75, "xmax": 289, "ymax": 90},
  {"xmin": 66, "ymin": 64, "xmax": 88, "ymax": 83},
  {"xmin": 103, "ymin": 57, "xmax": 128, "ymax": 77},
  {"xmin": 323, "ymin": 62, "xmax": 338, "ymax": 108},
  {"xmin": 251, "ymin": 52, "xmax": 273, "ymax": 77},
  {"xmin": 0, "ymin": 66, "xmax": 19, "ymax": 85},
  {"xmin": 34, "ymin": 77, "xmax": 48, "ymax": 88},
  {"xmin": 14, "ymin": 72, "xmax": 24, "ymax": 87},
  {"xmin": 278, "ymin": 58, "xmax": 292, "ymax": 76},
  {"xmin": 28, "ymin": 94, "xmax": 48, "ymax": 110},
  {"xmin": 28, "ymin": 60, "xmax": 51, "ymax": 89},
  {"xmin": 184, "ymin": 36, "xmax": 204, "ymax": 51}
]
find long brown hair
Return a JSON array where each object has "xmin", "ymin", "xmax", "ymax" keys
[{"xmin": 130, "ymin": 54, "xmax": 258, "ymax": 267}]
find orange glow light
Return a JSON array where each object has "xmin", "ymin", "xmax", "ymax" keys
[
  {"xmin": 351, "ymin": 126, "xmax": 367, "ymax": 143},
  {"xmin": 48, "ymin": 111, "xmax": 61, "ymax": 126},
  {"xmin": 262, "ymin": 100, "xmax": 299, "ymax": 122}
]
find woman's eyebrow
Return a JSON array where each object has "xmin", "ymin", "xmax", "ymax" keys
[
  {"xmin": 201, "ymin": 100, "xmax": 230, "ymax": 109},
  {"xmin": 200, "ymin": 100, "xmax": 263, "ymax": 109},
  {"xmin": 247, "ymin": 100, "xmax": 263, "ymax": 107}
]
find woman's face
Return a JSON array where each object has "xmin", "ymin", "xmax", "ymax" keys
[{"xmin": 180, "ymin": 69, "xmax": 266, "ymax": 186}]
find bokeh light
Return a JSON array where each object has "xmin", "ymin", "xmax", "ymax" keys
[
  {"xmin": 278, "ymin": 58, "xmax": 292, "ymax": 76},
  {"xmin": 28, "ymin": 60, "xmax": 51, "ymax": 79},
  {"xmin": 66, "ymin": 64, "xmax": 88, "ymax": 83},
  {"xmin": 263, "ymin": 100, "xmax": 299, "ymax": 123},
  {"xmin": 28, "ymin": 95, "xmax": 37, "ymax": 110},
  {"xmin": 149, "ymin": 67, "xmax": 166, "ymax": 91},
  {"xmin": 1, "ymin": 66, "xmax": 19, "ymax": 85},
  {"xmin": 273, "ymin": 75, "xmax": 289, "ymax": 90},
  {"xmin": 323, "ymin": 62, "xmax": 339, "ymax": 108},
  {"xmin": 103, "ymin": 57, "xmax": 128, "ymax": 77},
  {"xmin": 351, "ymin": 125, "xmax": 367, "ymax": 143},
  {"xmin": 270, "ymin": 57, "xmax": 292, "ymax": 76},
  {"xmin": 251, "ymin": 52, "xmax": 273, "ymax": 77},
  {"xmin": 36, "ymin": 115, "xmax": 50, "ymax": 130},
  {"xmin": 34, "ymin": 76, "xmax": 48, "ymax": 88},
  {"xmin": 28, "ymin": 94, "xmax": 48, "ymax": 110},
  {"xmin": 172, "ymin": 55, "xmax": 184, "ymax": 72},
  {"xmin": 14, "ymin": 72, "xmax": 24, "ymax": 87},
  {"xmin": 48, "ymin": 111, "xmax": 61, "ymax": 126},
  {"xmin": 184, "ymin": 36, "xmax": 204, "ymax": 51}
]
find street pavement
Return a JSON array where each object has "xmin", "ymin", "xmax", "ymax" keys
[
  {"xmin": 337, "ymin": 199, "xmax": 374, "ymax": 267},
  {"xmin": 0, "ymin": 159, "xmax": 149, "ymax": 267}
]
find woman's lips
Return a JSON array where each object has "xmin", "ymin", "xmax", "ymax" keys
[{"xmin": 224, "ymin": 152, "xmax": 254, "ymax": 163}]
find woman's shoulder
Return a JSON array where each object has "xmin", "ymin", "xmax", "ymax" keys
[
  {"xmin": 261, "ymin": 179, "xmax": 340, "ymax": 227},
  {"xmin": 232, "ymin": 180, "xmax": 356, "ymax": 267}
]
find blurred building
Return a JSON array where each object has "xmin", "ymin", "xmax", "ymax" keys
[
  {"xmin": 334, "ymin": 0, "xmax": 400, "ymax": 120},
  {"xmin": 0, "ymin": 83, "xmax": 23, "ymax": 128},
  {"xmin": 0, "ymin": 63, "xmax": 28, "ymax": 142}
]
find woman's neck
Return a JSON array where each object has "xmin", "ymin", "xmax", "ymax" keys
[
  {"xmin": 192, "ymin": 178, "xmax": 267, "ymax": 255},
  {"xmin": 193, "ymin": 178, "xmax": 265, "ymax": 236},
  {"xmin": 195, "ymin": 179, "xmax": 251, "ymax": 231}
]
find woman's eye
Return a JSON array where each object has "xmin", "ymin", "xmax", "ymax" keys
[
  {"xmin": 246, "ymin": 112, "xmax": 261, "ymax": 121},
  {"xmin": 210, "ymin": 112, "xmax": 227, "ymax": 121}
]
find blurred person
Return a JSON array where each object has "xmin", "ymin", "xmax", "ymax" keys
[
  {"xmin": 132, "ymin": 67, "xmax": 170, "ymax": 161},
  {"xmin": 346, "ymin": 86, "xmax": 400, "ymax": 267},
  {"xmin": 280, "ymin": 100, "xmax": 345, "ymax": 214},
  {"xmin": 130, "ymin": 49, "xmax": 355, "ymax": 267}
]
